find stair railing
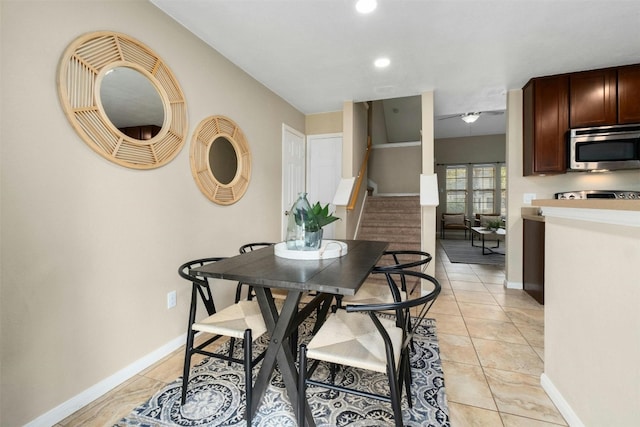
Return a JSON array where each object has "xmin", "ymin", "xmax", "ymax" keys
[{"xmin": 347, "ymin": 137, "xmax": 372, "ymax": 211}]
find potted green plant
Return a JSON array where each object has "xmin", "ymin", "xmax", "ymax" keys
[
  {"xmin": 309, "ymin": 202, "xmax": 340, "ymax": 229},
  {"xmin": 485, "ymin": 219, "xmax": 503, "ymax": 231},
  {"xmin": 286, "ymin": 193, "xmax": 340, "ymax": 250}
]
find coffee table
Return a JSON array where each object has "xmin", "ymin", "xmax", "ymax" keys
[{"xmin": 471, "ymin": 226, "xmax": 506, "ymax": 255}]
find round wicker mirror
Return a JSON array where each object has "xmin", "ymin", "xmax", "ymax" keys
[
  {"xmin": 190, "ymin": 116, "xmax": 251, "ymax": 205},
  {"xmin": 57, "ymin": 31, "xmax": 187, "ymax": 169}
]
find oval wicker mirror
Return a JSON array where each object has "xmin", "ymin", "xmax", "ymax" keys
[
  {"xmin": 57, "ymin": 31, "xmax": 187, "ymax": 169},
  {"xmin": 190, "ymin": 116, "xmax": 251, "ymax": 205}
]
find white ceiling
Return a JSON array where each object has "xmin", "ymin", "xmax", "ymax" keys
[{"xmin": 150, "ymin": 0, "xmax": 640, "ymax": 138}]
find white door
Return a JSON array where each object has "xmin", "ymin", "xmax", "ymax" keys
[
  {"xmin": 306, "ymin": 134, "xmax": 343, "ymax": 239},
  {"xmin": 281, "ymin": 124, "xmax": 306, "ymax": 239}
]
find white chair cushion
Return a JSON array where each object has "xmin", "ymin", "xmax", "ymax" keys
[
  {"xmin": 270, "ymin": 288, "xmax": 288, "ymax": 300},
  {"xmin": 192, "ymin": 300, "xmax": 267, "ymax": 340},
  {"xmin": 341, "ymin": 280, "xmax": 406, "ymax": 305},
  {"xmin": 307, "ymin": 310, "xmax": 402, "ymax": 373},
  {"xmin": 257, "ymin": 288, "xmax": 315, "ymax": 303}
]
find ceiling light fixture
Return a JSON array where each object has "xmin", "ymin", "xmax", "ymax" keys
[
  {"xmin": 461, "ymin": 112, "xmax": 480, "ymax": 123},
  {"xmin": 374, "ymin": 57, "xmax": 390, "ymax": 68},
  {"xmin": 356, "ymin": 0, "xmax": 377, "ymax": 14}
]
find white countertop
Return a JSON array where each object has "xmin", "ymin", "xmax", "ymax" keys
[
  {"xmin": 532, "ymin": 199, "xmax": 640, "ymax": 211},
  {"xmin": 531, "ymin": 199, "xmax": 640, "ymax": 227}
]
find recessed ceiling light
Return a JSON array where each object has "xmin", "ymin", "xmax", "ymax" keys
[
  {"xmin": 356, "ymin": 0, "xmax": 377, "ymax": 14},
  {"xmin": 374, "ymin": 57, "xmax": 390, "ymax": 68}
]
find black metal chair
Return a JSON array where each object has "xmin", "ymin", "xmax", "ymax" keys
[
  {"xmin": 337, "ymin": 249, "xmax": 432, "ymax": 308},
  {"xmin": 441, "ymin": 213, "xmax": 469, "ymax": 239},
  {"xmin": 298, "ymin": 269, "xmax": 441, "ymax": 427},
  {"xmin": 178, "ymin": 257, "xmax": 267, "ymax": 426},
  {"xmin": 334, "ymin": 250, "xmax": 433, "ymax": 378},
  {"xmin": 234, "ymin": 243, "xmax": 275, "ymax": 303}
]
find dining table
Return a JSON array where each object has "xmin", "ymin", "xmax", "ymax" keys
[{"xmin": 191, "ymin": 239, "xmax": 389, "ymax": 427}]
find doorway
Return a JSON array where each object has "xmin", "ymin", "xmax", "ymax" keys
[
  {"xmin": 306, "ymin": 133, "xmax": 343, "ymax": 239},
  {"xmin": 281, "ymin": 124, "xmax": 306, "ymax": 239}
]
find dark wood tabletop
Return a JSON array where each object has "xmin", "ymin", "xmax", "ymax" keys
[{"xmin": 191, "ymin": 239, "xmax": 389, "ymax": 296}]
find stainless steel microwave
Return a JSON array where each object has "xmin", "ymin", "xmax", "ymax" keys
[{"xmin": 569, "ymin": 124, "xmax": 640, "ymax": 171}]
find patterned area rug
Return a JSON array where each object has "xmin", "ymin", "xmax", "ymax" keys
[
  {"xmin": 439, "ymin": 238, "xmax": 505, "ymax": 266},
  {"xmin": 118, "ymin": 316, "xmax": 449, "ymax": 427}
]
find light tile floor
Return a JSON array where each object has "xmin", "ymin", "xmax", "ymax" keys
[
  {"xmin": 433, "ymin": 240, "xmax": 566, "ymax": 426},
  {"xmin": 59, "ymin": 240, "xmax": 566, "ymax": 426}
]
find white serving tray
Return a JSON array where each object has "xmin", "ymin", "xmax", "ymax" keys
[{"xmin": 274, "ymin": 240, "xmax": 348, "ymax": 260}]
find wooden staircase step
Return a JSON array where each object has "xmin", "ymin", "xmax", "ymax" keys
[
  {"xmin": 365, "ymin": 196, "xmax": 420, "ymax": 212},
  {"xmin": 361, "ymin": 212, "xmax": 421, "ymax": 224},
  {"xmin": 358, "ymin": 226, "xmax": 421, "ymax": 238},
  {"xmin": 357, "ymin": 196, "xmax": 421, "ymax": 249}
]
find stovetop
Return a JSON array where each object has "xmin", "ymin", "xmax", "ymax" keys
[{"xmin": 555, "ymin": 190, "xmax": 640, "ymax": 200}]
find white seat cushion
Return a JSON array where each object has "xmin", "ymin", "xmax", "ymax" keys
[
  {"xmin": 192, "ymin": 300, "xmax": 267, "ymax": 340},
  {"xmin": 307, "ymin": 310, "xmax": 402, "ymax": 373},
  {"xmin": 270, "ymin": 288, "xmax": 288, "ymax": 299},
  {"xmin": 341, "ymin": 280, "xmax": 406, "ymax": 305},
  {"xmin": 259, "ymin": 288, "xmax": 315, "ymax": 303}
]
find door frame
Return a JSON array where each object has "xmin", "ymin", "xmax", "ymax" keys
[{"xmin": 281, "ymin": 124, "xmax": 306, "ymax": 239}]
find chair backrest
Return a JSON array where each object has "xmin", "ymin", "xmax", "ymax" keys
[
  {"xmin": 475, "ymin": 213, "xmax": 501, "ymax": 227},
  {"xmin": 178, "ymin": 257, "xmax": 226, "ymax": 316},
  {"xmin": 442, "ymin": 213, "xmax": 466, "ymax": 226},
  {"xmin": 374, "ymin": 249, "xmax": 431, "ymax": 271},
  {"xmin": 236, "ymin": 243, "xmax": 275, "ymax": 301},
  {"xmin": 373, "ymin": 250, "xmax": 432, "ymax": 292},
  {"xmin": 239, "ymin": 242, "xmax": 274, "ymax": 253},
  {"xmin": 345, "ymin": 269, "xmax": 441, "ymax": 353}
]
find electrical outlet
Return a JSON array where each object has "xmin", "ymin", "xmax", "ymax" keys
[
  {"xmin": 523, "ymin": 193, "xmax": 536, "ymax": 204},
  {"xmin": 167, "ymin": 290, "xmax": 177, "ymax": 309}
]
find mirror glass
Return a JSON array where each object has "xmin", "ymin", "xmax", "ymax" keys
[
  {"xmin": 100, "ymin": 67, "xmax": 164, "ymax": 140},
  {"xmin": 209, "ymin": 137, "xmax": 238, "ymax": 185}
]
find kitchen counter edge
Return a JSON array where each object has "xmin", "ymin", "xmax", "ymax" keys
[{"xmin": 532, "ymin": 199, "xmax": 640, "ymax": 211}]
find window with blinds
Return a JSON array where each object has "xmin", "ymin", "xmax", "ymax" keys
[
  {"xmin": 445, "ymin": 166, "xmax": 467, "ymax": 213},
  {"xmin": 444, "ymin": 163, "xmax": 506, "ymax": 217}
]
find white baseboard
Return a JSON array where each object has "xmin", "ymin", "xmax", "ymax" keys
[
  {"xmin": 505, "ymin": 279, "xmax": 523, "ymax": 289},
  {"xmin": 25, "ymin": 333, "xmax": 187, "ymax": 427},
  {"xmin": 540, "ymin": 373, "xmax": 584, "ymax": 427}
]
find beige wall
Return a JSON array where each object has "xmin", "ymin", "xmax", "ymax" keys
[
  {"xmin": 370, "ymin": 100, "xmax": 388, "ymax": 145},
  {"xmin": 334, "ymin": 102, "xmax": 368, "ymax": 240},
  {"xmin": 305, "ymin": 111, "xmax": 342, "ymax": 135},
  {"xmin": 369, "ymin": 144, "xmax": 422, "ymax": 194},
  {"xmin": 435, "ymin": 134, "xmax": 506, "ymax": 165},
  {"xmin": 0, "ymin": 1, "xmax": 304, "ymax": 425},
  {"xmin": 544, "ymin": 217, "xmax": 640, "ymax": 426}
]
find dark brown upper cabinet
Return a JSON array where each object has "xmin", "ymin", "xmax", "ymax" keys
[
  {"xmin": 569, "ymin": 69, "xmax": 617, "ymax": 128},
  {"xmin": 523, "ymin": 75, "xmax": 569, "ymax": 176},
  {"xmin": 523, "ymin": 63, "xmax": 640, "ymax": 176},
  {"xmin": 618, "ymin": 64, "xmax": 640, "ymax": 124}
]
